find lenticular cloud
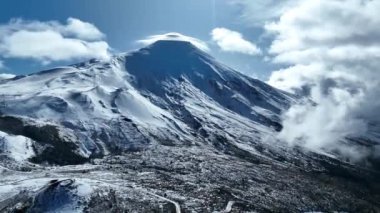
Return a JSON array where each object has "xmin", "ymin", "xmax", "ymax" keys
[{"xmin": 137, "ymin": 33, "xmax": 210, "ymax": 52}]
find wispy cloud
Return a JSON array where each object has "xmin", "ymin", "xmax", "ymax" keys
[
  {"xmin": 211, "ymin": 28, "xmax": 261, "ymax": 55},
  {"xmin": 232, "ymin": 0, "xmax": 299, "ymax": 26},
  {"xmin": 0, "ymin": 18, "xmax": 110, "ymax": 64}
]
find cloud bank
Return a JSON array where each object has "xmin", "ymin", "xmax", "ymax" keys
[
  {"xmin": 0, "ymin": 18, "xmax": 110, "ymax": 64},
  {"xmin": 263, "ymin": 0, "xmax": 380, "ymax": 161},
  {"xmin": 211, "ymin": 28, "xmax": 261, "ymax": 55}
]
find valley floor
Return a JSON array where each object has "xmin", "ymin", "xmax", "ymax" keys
[{"xmin": 1, "ymin": 145, "xmax": 379, "ymax": 212}]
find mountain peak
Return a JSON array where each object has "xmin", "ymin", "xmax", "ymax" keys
[
  {"xmin": 124, "ymin": 35, "xmax": 216, "ymax": 82},
  {"xmin": 147, "ymin": 39, "xmax": 198, "ymax": 51},
  {"xmin": 141, "ymin": 39, "xmax": 206, "ymax": 59}
]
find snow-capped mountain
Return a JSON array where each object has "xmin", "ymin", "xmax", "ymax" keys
[
  {"xmin": 0, "ymin": 39, "xmax": 294, "ymax": 164},
  {"xmin": 0, "ymin": 38, "xmax": 379, "ymax": 212}
]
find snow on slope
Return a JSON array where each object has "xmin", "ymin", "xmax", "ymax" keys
[
  {"xmin": 0, "ymin": 37, "xmax": 294, "ymax": 164},
  {"xmin": 0, "ymin": 131, "xmax": 35, "ymax": 162},
  {"xmin": 0, "ymin": 177, "xmax": 109, "ymax": 213}
]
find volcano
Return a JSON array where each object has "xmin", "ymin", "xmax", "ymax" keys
[{"xmin": 0, "ymin": 36, "xmax": 379, "ymax": 212}]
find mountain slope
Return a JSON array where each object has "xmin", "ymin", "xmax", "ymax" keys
[
  {"xmin": 0, "ymin": 38, "xmax": 379, "ymax": 212},
  {"xmin": 0, "ymin": 39, "xmax": 294, "ymax": 164}
]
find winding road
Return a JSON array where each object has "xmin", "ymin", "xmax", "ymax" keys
[
  {"xmin": 222, "ymin": 201, "xmax": 235, "ymax": 212},
  {"xmin": 146, "ymin": 191, "xmax": 181, "ymax": 213}
]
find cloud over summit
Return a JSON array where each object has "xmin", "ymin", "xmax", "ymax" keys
[{"xmin": 137, "ymin": 32, "xmax": 210, "ymax": 52}]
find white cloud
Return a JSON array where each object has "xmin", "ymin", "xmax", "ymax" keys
[
  {"xmin": 63, "ymin": 17, "xmax": 105, "ymax": 40},
  {"xmin": 264, "ymin": 0, "xmax": 380, "ymax": 161},
  {"xmin": 0, "ymin": 18, "xmax": 110, "ymax": 64},
  {"xmin": 0, "ymin": 73, "xmax": 15, "ymax": 80},
  {"xmin": 1, "ymin": 30, "xmax": 109, "ymax": 64},
  {"xmin": 265, "ymin": 0, "xmax": 380, "ymax": 65},
  {"xmin": 0, "ymin": 60, "xmax": 4, "ymax": 69},
  {"xmin": 267, "ymin": 64, "xmax": 325, "ymax": 92},
  {"xmin": 211, "ymin": 28, "xmax": 261, "ymax": 55},
  {"xmin": 137, "ymin": 32, "xmax": 210, "ymax": 52}
]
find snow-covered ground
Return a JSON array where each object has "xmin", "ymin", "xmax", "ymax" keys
[{"xmin": 0, "ymin": 131, "xmax": 35, "ymax": 162}]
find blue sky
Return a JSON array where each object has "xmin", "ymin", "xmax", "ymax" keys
[
  {"xmin": 0, "ymin": 0, "xmax": 279, "ymax": 79},
  {"xmin": 1, "ymin": 0, "xmax": 379, "ymax": 159}
]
